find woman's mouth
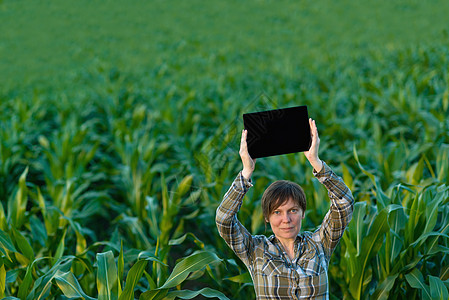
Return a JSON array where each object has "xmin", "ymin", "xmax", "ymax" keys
[{"xmin": 281, "ymin": 227, "xmax": 293, "ymax": 231}]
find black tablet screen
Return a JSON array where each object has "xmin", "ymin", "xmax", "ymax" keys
[{"xmin": 243, "ymin": 105, "xmax": 311, "ymax": 158}]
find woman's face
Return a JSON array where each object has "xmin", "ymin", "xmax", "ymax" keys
[{"xmin": 267, "ymin": 198, "xmax": 304, "ymax": 243}]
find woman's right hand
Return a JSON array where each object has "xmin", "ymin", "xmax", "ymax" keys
[{"xmin": 239, "ymin": 129, "xmax": 256, "ymax": 179}]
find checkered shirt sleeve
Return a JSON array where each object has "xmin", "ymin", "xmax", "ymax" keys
[
  {"xmin": 215, "ymin": 171, "xmax": 255, "ymax": 266},
  {"xmin": 313, "ymin": 162, "xmax": 354, "ymax": 259}
]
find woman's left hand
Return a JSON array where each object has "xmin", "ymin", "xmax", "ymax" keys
[{"xmin": 304, "ymin": 118, "xmax": 323, "ymax": 172}]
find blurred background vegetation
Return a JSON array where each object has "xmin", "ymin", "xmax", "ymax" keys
[{"xmin": 1, "ymin": 0, "xmax": 448, "ymax": 299}]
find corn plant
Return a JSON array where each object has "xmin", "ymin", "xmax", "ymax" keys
[
  {"xmin": 332, "ymin": 148, "xmax": 449, "ymax": 299},
  {"xmin": 54, "ymin": 247, "xmax": 228, "ymax": 299}
]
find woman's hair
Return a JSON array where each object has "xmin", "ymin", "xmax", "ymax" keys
[{"xmin": 261, "ymin": 180, "xmax": 306, "ymax": 221}]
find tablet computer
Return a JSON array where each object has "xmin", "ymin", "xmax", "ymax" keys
[{"xmin": 243, "ymin": 105, "xmax": 311, "ymax": 158}]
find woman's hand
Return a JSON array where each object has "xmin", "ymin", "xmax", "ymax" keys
[
  {"xmin": 240, "ymin": 129, "xmax": 256, "ymax": 179},
  {"xmin": 304, "ymin": 118, "xmax": 323, "ymax": 172}
]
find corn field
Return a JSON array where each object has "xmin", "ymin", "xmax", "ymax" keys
[{"xmin": 1, "ymin": 0, "xmax": 449, "ymax": 299}]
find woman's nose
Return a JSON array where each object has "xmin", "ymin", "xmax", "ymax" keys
[{"xmin": 282, "ymin": 213, "xmax": 291, "ymax": 223}]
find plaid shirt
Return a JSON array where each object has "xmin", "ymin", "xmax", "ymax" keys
[{"xmin": 216, "ymin": 162, "xmax": 354, "ymax": 299}]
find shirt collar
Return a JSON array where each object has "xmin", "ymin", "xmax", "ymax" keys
[{"xmin": 268, "ymin": 234, "xmax": 303, "ymax": 245}]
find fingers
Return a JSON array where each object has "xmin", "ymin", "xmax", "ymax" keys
[
  {"xmin": 304, "ymin": 118, "xmax": 321, "ymax": 169},
  {"xmin": 306, "ymin": 118, "xmax": 320, "ymax": 155},
  {"xmin": 240, "ymin": 129, "xmax": 256, "ymax": 178},
  {"xmin": 240, "ymin": 129, "xmax": 251, "ymax": 160},
  {"xmin": 240, "ymin": 129, "xmax": 248, "ymax": 153},
  {"xmin": 309, "ymin": 118, "xmax": 319, "ymax": 140},
  {"xmin": 240, "ymin": 129, "xmax": 254, "ymax": 160}
]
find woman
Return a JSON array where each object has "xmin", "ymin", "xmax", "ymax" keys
[{"xmin": 216, "ymin": 119, "xmax": 354, "ymax": 299}]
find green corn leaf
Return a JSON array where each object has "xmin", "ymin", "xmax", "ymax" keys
[
  {"xmin": 32, "ymin": 266, "xmax": 65, "ymax": 300},
  {"xmin": 144, "ymin": 270, "xmax": 157, "ymax": 290},
  {"xmin": 168, "ymin": 232, "xmax": 205, "ymax": 249},
  {"xmin": 405, "ymin": 269, "xmax": 431, "ymax": 300},
  {"xmin": 161, "ymin": 174, "xmax": 169, "ymax": 215},
  {"xmin": 393, "ymin": 253, "xmax": 422, "ymax": 275},
  {"xmin": 0, "ymin": 263, "xmax": 5, "ymax": 298},
  {"xmin": 38, "ymin": 135, "xmax": 50, "ymax": 148},
  {"xmin": 15, "ymin": 251, "xmax": 29, "ymax": 266},
  {"xmin": 137, "ymin": 251, "xmax": 167, "ymax": 266},
  {"xmin": 75, "ymin": 241, "xmax": 121, "ymax": 258},
  {"xmin": 53, "ymin": 229, "xmax": 67, "ymax": 266},
  {"xmin": 422, "ymin": 191, "xmax": 441, "ymax": 236},
  {"xmin": 97, "ymin": 251, "xmax": 118, "ymax": 300},
  {"xmin": 8, "ymin": 167, "xmax": 29, "ymax": 229},
  {"xmin": 145, "ymin": 196, "xmax": 161, "ymax": 239},
  {"xmin": 410, "ymin": 232, "xmax": 449, "ymax": 248},
  {"xmin": 427, "ymin": 245, "xmax": 449, "ymax": 256},
  {"xmin": 60, "ymin": 180, "xmax": 74, "ymax": 215},
  {"xmin": 436, "ymin": 144, "xmax": 449, "ymax": 183},
  {"xmin": 225, "ymin": 272, "xmax": 252, "ymax": 284},
  {"xmin": 165, "ymin": 287, "xmax": 230, "ymax": 300},
  {"xmin": 373, "ymin": 178, "xmax": 390, "ymax": 210},
  {"xmin": 185, "ymin": 189, "xmax": 202, "ymax": 206},
  {"xmin": 74, "ymin": 255, "xmax": 95, "ymax": 277},
  {"xmin": 0, "ymin": 229, "xmax": 17, "ymax": 262},
  {"xmin": 406, "ymin": 157, "xmax": 424, "ymax": 185},
  {"xmin": 353, "ymin": 145, "xmax": 376, "ymax": 184},
  {"xmin": 353, "ymin": 202, "xmax": 367, "ymax": 256},
  {"xmin": 350, "ymin": 205, "xmax": 401, "ymax": 298},
  {"xmin": 75, "ymin": 229, "xmax": 87, "ymax": 256},
  {"xmin": 18, "ymin": 263, "xmax": 34, "ymax": 299},
  {"xmin": 444, "ymin": 278, "xmax": 449, "ymax": 290},
  {"xmin": 341, "ymin": 162, "xmax": 354, "ymax": 191},
  {"xmin": 185, "ymin": 268, "xmax": 206, "ymax": 281},
  {"xmin": 0, "ymin": 202, "xmax": 7, "ymax": 231},
  {"xmin": 36, "ymin": 187, "xmax": 47, "ymax": 212},
  {"xmin": 6, "ymin": 267, "xmax": 19, "ymax": 284},
  {"xmin": 118, "ymin": 241, "xmax": 124, "ymax": 297},
  {"xmin": 159, "ymin": 251, "xmax": 221, "ymax": 290},
  {"xmin": 341, "ymin": 232, "xmax": 357, "ymax": 278},
  {"xmin": 441, "ymin": 265, "xmax": 449, "ymax": 281},
  {"xmin": 35, "ymin": 187, "xmax": 59, "ymax": 235},
  {"xmin": 251, "ymin": 203, "xmax": 264, "ymax": 234},
  {"xmin": 425, "ymin": 188, "xmax": 449, "ymax": 242},
  {"xmin": 132, "ymin": 104, "xmax": 146, "ymax": 125},
  {"xmin": 406, "ymin": 192, "xmax": 421, "ymax": 245},
  {"xmin": 175, "ymin": 175, "xmax": 193, "ymax": 199},
  {"xmin": 83, "ymin": 141, "xmax": 100, "ymax": 166},
  {"xmin": 371, "ymin": 274, "xmax": 398, "ymax": 300},
  {"xmin": 429, "ymin": 275, "xmax": 449, "ymax": 300},
  {"xmin": 387, "ymin": 208, "xmax": 405, "ymax": 265},
  {"xmin": 55, "ymin": 270, "xmax": 95, "ymax": 300},
  {"xmin": 118, "ymin": 259, "xmax": 148, "ymax": 300},
  {"xmin": 139, "ymin": 288, "xmax": 168, "ymax": 300},
  {"xmin": 18, "ymin": 256, "xmax": 69, "ymax": 300},
  {"xmin": 60, "ymin": 219, "xmax": 89, "ymax": 256},
  {"xmin": 29, "ymin": 215, "xmax": 48, "ymax": 248},
  {"xmin": 11, "ymin": 228, "xmax": 34, "ymax": 261}
]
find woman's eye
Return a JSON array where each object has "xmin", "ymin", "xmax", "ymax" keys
[
  {"xmin": 291, "ymin": 209, "xmax": 298, "ymax": 213},
  {"xmin": 273, "ymin": 211, "xmax": 280, "ymax": 215}
]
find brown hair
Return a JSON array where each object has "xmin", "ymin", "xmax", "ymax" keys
[{"xmin": 261, "ymin": 180, "xmax": 306, "ymax": 221}]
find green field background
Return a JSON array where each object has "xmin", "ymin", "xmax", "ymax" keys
[{"xmin": 1, "ymin": 0, "xmax": 449, "ymax": 299}]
